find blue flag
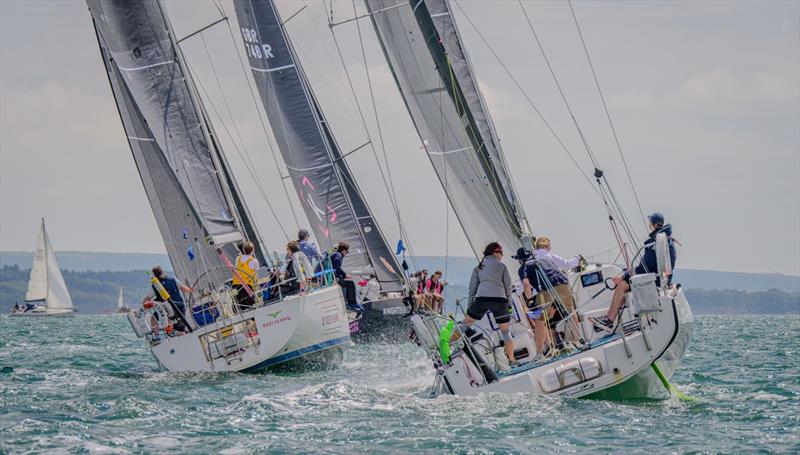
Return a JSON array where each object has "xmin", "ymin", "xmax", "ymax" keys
[
  {"xmin": 396, "ymin": 239, "xmax": 406, "ymax": 255},
  {"xmin": 187, "ymin": 244, "xmax": 195, "ymax": 261}
]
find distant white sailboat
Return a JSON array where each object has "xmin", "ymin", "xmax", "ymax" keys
[
  {"xmin": 11, "ymin": 219, "xmax": 75, "ymax": 316},
  {"xmin": 116, "ymin": 287, "xmax": 130, "ymax": 313}
]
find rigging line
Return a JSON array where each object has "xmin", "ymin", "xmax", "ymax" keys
[
  {"xmin": 218, "ymin": 7, "xmax": 302, "ymax": 229},
  {"xmin": 517, "ymin": 0, "xmax": 598, "ymax": 169},
  {"xmin": 440, "ymin": 58, "xmax": 449, "ymax": 280},
  {"xmin": 305, "ymin": 4, "xmax": 365, "ymax": 136},
  {"xmin": 328, "ymin": 12, "xmax": 418, "ymax": 264},
  {"xmin": 567, "ymin": 0, "xmax": 647, "ymax": 229},
  {"xmin": 184, "ymin": 57, "xmax": 291, "ymax": 240},
  {"xmin": 350, "ymin": 1, "xmax": 406, "ymax": 241},
  {"xmin": 450, "ymin": 0, "xmax": 602, "ymax": 202}
]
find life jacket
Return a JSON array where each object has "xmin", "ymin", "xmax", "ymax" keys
[
  {"xmin": 417, "ymin": 276, "xmax": 427, "ymax": 293},
  {"xmin": 153, "ymin": 276, "xmax": 184, "ymax": 304},
  {"xmin": 233, "ymin": 254, "xmax": 257, "ymax": 287},
  {"xmin": 426, "ymin": 278, "xmax": 443, "ymax": 294}
]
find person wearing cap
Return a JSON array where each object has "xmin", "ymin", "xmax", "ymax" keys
[
  {"xmin": 594, "ymin": 212, "xmax": 677, "ymax": 331},
  {"xmin": 512, "ymin": 247, "xmax": 533, "ymax": 282},
  {"xmin": 297, "ymin": 229, "xmax": 321, "ymax": 273}
]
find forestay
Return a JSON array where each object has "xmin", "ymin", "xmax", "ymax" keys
[
  {"xmin": 88, "ymin": 0, "xmax": 265, "ymax": 286},
  {"xmin": 366, "ymin": 0, "xmax": 530, "ymax": 272},
  {"xmin": 234, "ymin": 0, "xmax": 404, "ymax": 291}
]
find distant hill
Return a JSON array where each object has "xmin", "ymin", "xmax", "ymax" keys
[
  {"xmin": 1, "ymin": 264, "xmax": 796, "ymax": 315},
  {"xmin": 0, "ymin": 251, "xmax": 169, "ymax": 272},
  {"xmin": 0, "ymin": 265, "xmax": 153, "ymax": 314},
  {"xmin": 411, "ymin": 256, "xmax": 800, "ymax": 293},
  {"xmin": 1, "ymin": 251, "xmax": 798, "ymax": 315},
  {"xmin": 2, "ymin": 251, "xmax": 798, "ymax": 292}
]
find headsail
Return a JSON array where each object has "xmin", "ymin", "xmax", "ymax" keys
[
  {"xmin": 44, "ymin": 225, "xmax": 73, "ymax": 311},
  {"xmin": 366, "ymin": 0, "xmax": 530, "ymax": 271},
  {"xmin": 25, "ymin": 219, "xmax": 73, "ymax": 311},
  {"xmin": 234, "ymin": 0, "xmax": 404, "ymax": 291},
  {"xmin": 88, "ymin": 0, "xmax": 266, "ymax": 286}
]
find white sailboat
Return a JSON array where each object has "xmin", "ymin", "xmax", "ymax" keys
[
  {"xmin": 87, "ymin": 0, "xmax": 350, "ymax": 372},
  {"xmin": 363, "ymin": 0, "xmax": 693, "ymax": 399},
  {"xmin": 11, "ymin": 219, "xmax": 75, "ymax": 317},
  {"xmin": 116, "ymin": 287, "xmax": 130, "ymax": 313}
]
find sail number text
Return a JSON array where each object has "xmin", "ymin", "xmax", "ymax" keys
[{"xmin": 241, "ymin": 28, "xmax": 274, "ymax": 60}]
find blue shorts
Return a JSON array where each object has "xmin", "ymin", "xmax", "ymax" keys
[{"xmin": 527, "ymin": 308, "xmax": 544, "ymax": 320}]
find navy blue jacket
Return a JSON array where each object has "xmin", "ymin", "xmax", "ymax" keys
[
  {"xmin": 153, "ymin": 276, "xmax": 185, "ymax": 305},
  {"xmin": 524, "ymin": 258, "xmax": 568, "ymax": 292},
  {"xmin": 331, "ymin": 251, "xmax": 347, "ymax": 282},
  {"xmin": 626, "ymin": 224, "xmax": 677, "ymax": 285}
]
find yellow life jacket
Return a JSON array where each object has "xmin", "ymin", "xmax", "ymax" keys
[{"xmin": 233, "ymin": 254, "xmax": 256, "ymax": 287}]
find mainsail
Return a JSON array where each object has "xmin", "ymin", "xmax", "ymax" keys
[
  {"xmin": 117, "ymin": 287, "xmax": 124, "ymax": 310},
  {"xmin": 234, "ymin": 0, "xmax": 404, "ymax": 291},
  {"xmin": 25, "ymin": 219, "xmax": 74, "ymax": 311},
  {"xmin": 366, "ymin": 0, "xmax": 531, "ymax": 272},
  {"xmin": 88, "ymin": 0, "xmax": 266, "ymax": 286}
]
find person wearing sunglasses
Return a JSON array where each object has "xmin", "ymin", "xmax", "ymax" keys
[{"xmin": 460, "ymin": 242, "xmax": 517, "ymax": 364}]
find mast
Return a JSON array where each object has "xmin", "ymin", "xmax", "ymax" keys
[
  {"xmin": 365, "ymin": 0, "xmax": 531, "ymax": 271},
  {"xmin": 43, "ymin": 220, "xmax": 50, "ymax": 303},
  {"xmin": 233, "ymin": 0, "xmax": 405, "ymax": 290}
]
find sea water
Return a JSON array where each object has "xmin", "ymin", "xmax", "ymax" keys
[{"xmin": 0, "ymin": 315, "xmax": 797, "ymax": 453}]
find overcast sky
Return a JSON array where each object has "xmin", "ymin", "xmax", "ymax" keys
[{"xmin": 1, "ymin": 0, "xmax": 798, "ymax": 276}]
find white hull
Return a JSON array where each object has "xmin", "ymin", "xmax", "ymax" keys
[
  {"xmin": 415, "ymin": 266, "xmax": 693, "ymax": 399},
  {"xmin": 592, "ymin": 290, "xmax": 693, "ymax": 399},
  {"xmin": 10, "ymin": 307, "xmax": 74, "ymax": 317},
  {"xmin": 147, "ymin": 286, "xmax": 350, "ymax": 372}
]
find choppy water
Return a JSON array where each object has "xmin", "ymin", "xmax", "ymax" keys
[{"xmin": 0, "ymin": 315, "xmax": 797, "ymax": 454}]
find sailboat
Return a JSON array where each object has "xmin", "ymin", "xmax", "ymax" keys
[
  {"xmin": 364, "ymin": 0, "xmax": 693, "ymax": 398},
  {"xmin": 87, "ymin": 0, "xmax": 350, "ymax": 372},
  {"xmin": 116, "ymin": 287, "xmax": 130, "ymax": 313},
  {"xmin": 11, "ymin": 219, "xmax": 75, "ymax": 317},
  {"xmin": 233, "ymin": 0, "xmax": 410, "ymax": 335}
]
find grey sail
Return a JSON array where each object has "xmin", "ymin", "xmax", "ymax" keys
[
  {"xmin": 88, "ymin": 0, "xmax": 265, "ymax": 286},
  {"xmin": 234, "ymin": 0, "xmax": 404, "ymax": 290},
  {"xmin": 366, "ymin": 0, "xmax": 530, "ymax": 271}
]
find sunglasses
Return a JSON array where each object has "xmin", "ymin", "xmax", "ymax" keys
[{"xmin": 494, "ymin": 248, "xmax": 503, "ymax": 254}]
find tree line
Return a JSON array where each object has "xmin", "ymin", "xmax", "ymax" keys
[{"xmin": 0, "ymin": 265, "xmax": 797, "ymax": 314}]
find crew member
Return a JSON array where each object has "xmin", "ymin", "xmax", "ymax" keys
[
  {"xmin": 331, "ymin": 242, "xmax": 361, "ymax": 313},
  {"xmin": 298, "ymin": 229, "xmax": 322, "ymax": 273},
  {"xmin": 425, "ymin": 271, "xmax": 446, "ymax": 313},
  {"xmin": 595, "ymin": 212, "xmax": 676, "ymax": 331},
  {"xmin": 233, "ymin": 241, "xmax": 260, "ymax": 309},
  {"xmin": 150, "ymin": 265, "xmax": 192, "ymax": 331},
  {"xmin": 460, "ymin": 242, "xmax": 517, "ymax": 364}
]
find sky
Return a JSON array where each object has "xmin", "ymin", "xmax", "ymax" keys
[{"xmin": 0, "ymin": 0, "xmax": 798, "ymax": 276}]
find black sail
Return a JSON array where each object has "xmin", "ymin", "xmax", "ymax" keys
[
  {"xmin": 234, "ymin": 0, "xmax": 404, "ymax": 291},
  {"xmin": 88, "ymin": 0, "xmax": 266, "ymax": 286}
]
